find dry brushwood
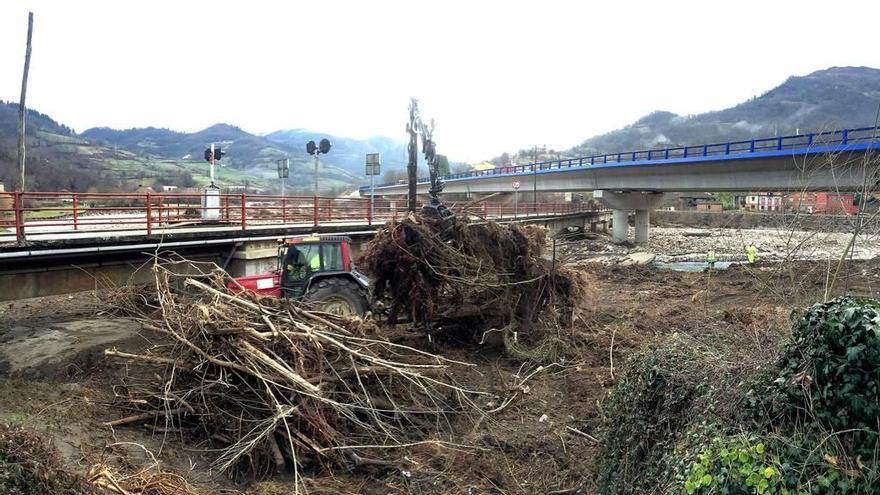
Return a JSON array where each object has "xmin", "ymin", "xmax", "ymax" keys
[
  {"xmin": 88, "ymin": 463, "xmax": 200, "ymax": 495},
  {"xmin": 104, "ymin": 261, "xmax": 486, "ymax": 481},
  {"xmin": 363, "ymin": 213, "xmax": 588, "ymax": 335}
]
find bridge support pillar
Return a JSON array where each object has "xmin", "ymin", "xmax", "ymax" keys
[
  {"xmin": 594, "ymin": 190, "xmax": 665, "ymax": 245},
  {"xmin": 611, "ymin": 209, "xmax": 628, "ymax": 243},
  {"xmin": 634, "ymin": 209, "xmax": 651, "ymax": 245}
]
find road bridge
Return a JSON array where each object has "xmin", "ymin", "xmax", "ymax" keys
[{"xmin": 363, "ymin": 126, "xmax": 880, "ymax": 243}]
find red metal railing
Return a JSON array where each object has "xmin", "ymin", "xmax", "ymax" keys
[{"xmin": 0, "ymin": 191, "xmax": 601, "ymax": 243}]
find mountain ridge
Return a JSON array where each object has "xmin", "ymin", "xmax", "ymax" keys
[{"xmin": 563, "ymin": 66, "xmax": 880, "ymax": 158}]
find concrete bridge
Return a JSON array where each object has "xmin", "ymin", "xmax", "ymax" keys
[{"xmin": 364, "ymin": 126, "xmax": 880, "ymax": 243}]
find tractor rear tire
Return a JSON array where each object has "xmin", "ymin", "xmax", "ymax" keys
[{"xmin": 302, "ymin": 277, "xmax": 369, "ymax": 316}]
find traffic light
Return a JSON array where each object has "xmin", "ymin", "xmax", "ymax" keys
[
  {"xmin": 319, "ymin": 138, "xmax": 331, "ymax": 154},
  {"xmin": 306, "ymin": 140, "xmax": 317, "ymax": 155},
  {"xmin": 215, "ymin": 147, "xmax": 224, "ymax": 160},
  {"xmin": 204, "ymin": 148, "xmax": 213, "ymax": 162}
]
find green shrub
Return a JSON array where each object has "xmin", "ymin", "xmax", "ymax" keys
[
  {"xmin": 757, "ymin": 297, "xmax": 880, "ymax": 457},
  {"xmin": 596, "ymin": 297, "xmax": 880, "ymax": 495},
  {"xmin": 596, "ymin": 335, "xmax": 737, "ymax": 494}
]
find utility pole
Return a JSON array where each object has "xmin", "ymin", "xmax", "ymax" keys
[
  {"xmin": 16, "ymin": 12, "xmax": 34, "ymax": 192},
  {"xmin": 406, "ymin": 99, "xmax": 419, "ymax": 213}
]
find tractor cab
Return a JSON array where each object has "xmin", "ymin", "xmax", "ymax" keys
[{"xmin": 229, "ymin": 235, "xmax": 370, "ymax": 316}]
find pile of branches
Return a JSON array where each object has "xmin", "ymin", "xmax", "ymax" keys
[
  {"xmin": 363, "ymin": 213, "xmax": 587, "ymax": 334},
  {"xmin": 104, "ymin": 261, "xmax": 483, "ymax": 482}
]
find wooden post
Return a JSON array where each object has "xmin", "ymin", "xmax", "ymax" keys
[
  {"xmin": 146, "ymin": 192, "xmax": 152, "ymax": 235},
  {"xmin": 240, "ymin": 194, "xmax": 247, "ymax": 230},
  {"xmin": 72, "ymin": 193, "xmax": 78, "ymax": 230},
  {"xmin": 13, "ymin": 192, "xmax": 25, "ymax": 242},
  {"xmin": 16, "ymin": 12, "xmax": 34, "ymax": 192}
]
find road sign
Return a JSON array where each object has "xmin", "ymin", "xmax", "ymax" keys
[
  {"xmin": 365, "ymin": 153, "xmax": 381, "ymax": 176},
  {"xmin": 512, "ymin": 180, "xmax": 521, "ymax": 190}
]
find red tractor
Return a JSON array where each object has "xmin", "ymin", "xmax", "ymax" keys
[{"xmin": 227, "ymin": 235, "xmax": 370, "ymax": 316}]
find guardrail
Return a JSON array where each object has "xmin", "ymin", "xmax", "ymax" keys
[
  {"xmin": 0, "ymin": 191, "xmax": 599, "ymax": 243},
  {"xmin": 368, "ymin": 125, "xmax": 880, "ymax": 189}
]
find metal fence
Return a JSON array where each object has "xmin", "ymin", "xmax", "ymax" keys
[{"xmin": 0, "ymin": 191, "xmax": 597, "ymax": 242}]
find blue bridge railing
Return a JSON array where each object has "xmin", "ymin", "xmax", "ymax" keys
[{"xmin": 368, "ymin": 125, "xmax": 880, "ymax": 189}]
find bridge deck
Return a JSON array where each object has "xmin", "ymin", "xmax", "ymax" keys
[{"xmin": 364, "ymin": 126, "xmax": 880, "ymax": 194}]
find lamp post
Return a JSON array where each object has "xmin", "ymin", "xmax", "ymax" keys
[
  {"xmin": 306, "ymin": 138, "xmax": 331, "ymax": 196},
  {"xmin": 365, "ymin": 153, "xmax": 380, "ymax": 220}
]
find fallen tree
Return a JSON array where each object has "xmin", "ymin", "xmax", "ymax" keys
[
  {"xmin": 104, "ymin": 261, "xmax": 486, "ymax": 482},
  {"xmin": 363, "ymin": 213, "xmax": 588, "ymax": 343}
]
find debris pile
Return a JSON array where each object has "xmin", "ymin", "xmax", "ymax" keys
[
  {"xmin": 363, "ymin": 213, "xmax": 587, "ymax": 336},
  {"xmin": 105, "ymin": 263, "xmax": 483, "ymax": 481}
]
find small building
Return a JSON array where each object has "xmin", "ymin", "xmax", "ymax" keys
[
  {"xmin": 679, "ymin": 193, "xmax": 722, "ymax": 212},
  {"xmin": 785, "ymin": 192, "xmax": 858, "ymax": 215},
  {"xmin": 745, "ymin": 193, "xmax": 784, "ymax": 212},
  {"xmin": 161, "ymin": 185, "xmax": 178, "ymax": 192}
]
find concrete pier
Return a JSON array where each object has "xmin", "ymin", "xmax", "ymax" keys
[
  {"xmin": 612, "ymin": 209, "xmax": 629, "ymax": 243},
  {"xmin": 634, "ymin": 209, "xmax": 651, "ymax": 245},
  {"xmin": 595, "ymin": 190, "xmax": 665, "ymax": 245}
]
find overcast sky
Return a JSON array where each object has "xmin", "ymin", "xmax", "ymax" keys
[{"xmin": 1, "ymin": 0, "xmax": 878, "ymax": 162}]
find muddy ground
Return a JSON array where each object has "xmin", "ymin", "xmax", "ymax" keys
[{"xmin": 2, "ymin": 234, "xmax": 880, "ymax": 494}]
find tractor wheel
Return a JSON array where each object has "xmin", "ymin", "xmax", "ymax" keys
[{"xmin": 302, "ymin": 277, "xmax": 369, "ymax": 316}]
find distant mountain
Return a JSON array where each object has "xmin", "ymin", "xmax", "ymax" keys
[{"xmin": 567, "ymin": 66, "xmax": 880, "ymax": 156}]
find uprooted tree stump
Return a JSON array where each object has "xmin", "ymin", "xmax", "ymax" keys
[{"xmin": 363, "ymin": 213, "xmax": 589, "ymax": 341}]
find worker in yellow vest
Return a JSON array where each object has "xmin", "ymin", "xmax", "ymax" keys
[
  {"xmin": 746, "ymin": 243, "xmax": 757, "ymax": 264},
  {"xmin": 706, "ymin": 249, "xmax": 716, "ymax": 270}
]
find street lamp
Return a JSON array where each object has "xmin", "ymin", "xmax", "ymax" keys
[
  {"xmin": 365, "ymin": 153, "xmax": 381, "ymax": 220},
  {"xmin": 276, "ymin": 158, "xmax": 289, "ymax": 197},
  {"xmin": 306, "ymin": 138, "xmax": 331, "ymax": 196}
]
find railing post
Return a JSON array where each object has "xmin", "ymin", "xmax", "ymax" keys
[
  {"xmin": 590, "ymin": 156, "xmax": 595, "ymax": 165},
  {"xmin": 647, "ymin": 150, "xmax": 652, "ymax": 160},
  {"xmin": 776, "ymin": 137, "xmax": 783, "ymax": 150},
  {"xmin": 702, "ymin": 145, "xmax": 708, "ymax": 156},
  {"xmin": 631, "ymin": 152, "xmax": 636, "ymax": 161},
  {"xmin": 683, "ymin": 147, "xmax": 689, "ymax": 158},
  {"xmin": 725, "ymin": 143, "xmax": 730, "ymax": 154},
  {"xmin": 367, "ymin": 198, "xmax": 372, "ymax": 226},
  {"xmin": 282, "ymin": 198, "xmax": 287, "ymax": 224},
  {"xmin": 313, "ymin": 195, "xmax": 319, "ymax": 227},
  {"xmin": 841, "ymin": 129, "xmax": 849, "ymax": 145},
  {"xmin": 664, "ymin": 148, "xmax": 669, "ymax": 159},
  {"xmin": 749, "ymin": 140, "xmax": 755, "ymax": 153},
  {"xmin": 13, "ymin": 191, "xmax": 24, "ymax": 243},
  {"xmin": 327, "ymin": 199, "xmax": 333, "ymax": 221},
  {"xmin": 146, "ymin": 192, "xmax": 152, "ymax": 235},
  {"xmin": 807, "ymin": 133, "xmax": 814, "ymax": 146},
  {"xmin": 72, "ymin": 193, "xmax": 79, "ymax": 231},
  {"xmin": 241, "ymin": 194, "xmax": 247, "ymax": 230}
]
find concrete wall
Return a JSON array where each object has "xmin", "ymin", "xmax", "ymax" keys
[
  {"xmin": 0, "ymin": 256, "xmax": 223, "ymax": 301},
  {"xmin": 652, "ymin": 210, "xmax": 879, "ymax": 233}
]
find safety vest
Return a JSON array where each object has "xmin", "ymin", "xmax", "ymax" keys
[{"xmin": 706, "ymin": 250, "xmax": 716, "ymax": 263}]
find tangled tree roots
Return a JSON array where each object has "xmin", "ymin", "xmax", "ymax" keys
[
  {"xmin": 363, "ymin": 213, "xmax": 587, "ymax": 336},
  {"xmin": 104, "ymin": 261, "xmax": 485, "ymax": 482}
]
